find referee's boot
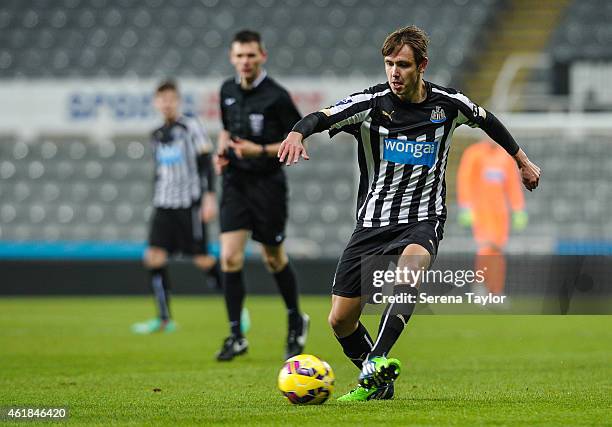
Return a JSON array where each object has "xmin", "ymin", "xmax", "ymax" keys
[
  {"xmin": 285, "ymin": 313, "xmax": 310, "ymax": 360},
  {"xmin": 216, "ymin": 335, "xmax": 249, "ymax": 361}
]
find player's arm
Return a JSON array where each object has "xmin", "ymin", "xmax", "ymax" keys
[
  {"xmin": 215, "ymin": 129, "xmax": 232, "ymax": 174},
  {"xmin": 150, "ymin": 133, "xmax": 159, "ymax": 195},
  {"xmin": 229, "ymin": 137, "xmax": 283, "ymax": 158},
  {"xmin": 197, "ymin": 151, "xmax": 217, "ymax": 223},
  {"xmin": 278, "ymin": 91, "xmax": 374, "ymax": 165},
  {"xmin": 482, "ymin": 113, "xmax": 540, "ymax": 192},
  {"xmin": 217, "ymin": 129, "xmax": 231, "ymax": 154},
  {"xmin": 215, "ymin": 86, "xmax": 232, "ymax": 174},
  {"xmin": 228, "ymin": 135, "xmax": 286, "ymax": 158},
  {"xmin": 229, "ymin": 90, "xmax": 302, "ymax": 159},
  {"xmin": 188, "ymin": 118, "xmax": 218, "ymax": 222},
  {"xmin": 456, "ymin": 98, "xmax": 541, "ymax": 191}
]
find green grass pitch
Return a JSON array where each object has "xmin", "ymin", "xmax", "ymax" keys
[{"xmin": 1, "ymin": 296, "xmax": 610, "ymax": 425}]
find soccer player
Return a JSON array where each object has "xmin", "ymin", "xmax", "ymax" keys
[
  {"xmin": 457, "ymin": 138, "xmax": 528, "ymax": 296},
  {"xmin": 278, "ymin": 25, "xmax": 541, "ymax": 400},
  {"xmin": 214, "ymin": 30, "xmax": 309, "ymax": 361},
  {"xmin": 131, "ymin": 80, "xmax": 220, "ymax": 334}
]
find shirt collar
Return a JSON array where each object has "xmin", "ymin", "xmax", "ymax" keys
[{"xmin": 235, "ymin": 69, "xmax": 267, "ymax": 89}]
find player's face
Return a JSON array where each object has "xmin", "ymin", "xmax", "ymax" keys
[
  {"xmin": 384, "ymin": 44, "xmax": 427, "ymax": 99},
  {"xmin": 154, "ymin": 89, "xmax": 180, "ymax": 121},
  {"xmin": 230, "ymin": 41, "xmax": 267, "ymax": 82}
]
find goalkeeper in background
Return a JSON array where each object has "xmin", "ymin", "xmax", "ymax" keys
[{"xmin": 457, "ymin": 138, "xmax": 528, "ymax": 295}]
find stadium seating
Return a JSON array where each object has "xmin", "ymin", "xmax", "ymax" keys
[
  {"xmin": 0, "ymin": 132, "xmax": 357, "ymax": 257},
  {"xmin": 444, "ymin": 133, "xmax": 612, "ymax": 252},
  {"xmin": 2, "ymin": 130, "xmax": 611, "ymax": 256},
  {"xmin": 4, "ymin": 0, "xmax": 608, "ymax": 257},
  {"xmin": 0, "ymin": 0, "xmax": 501, "ymax": 84},
  {"xmin": 549, "ymin": 0, "xmax": 612, "ymax": 60},
  {"xmin": 0, "ymin": 0, "xmax": 506, "ymax": 258},
  {"xmin": 534, "ymin": 0, "xmax": 612, "ymax": 110}
]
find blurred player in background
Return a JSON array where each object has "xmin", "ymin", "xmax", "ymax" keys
[
  {"xmin": 131, "ymin": 80, "xmax": 220, "ymax": 334},
  {"xmin": 457, "ymin": 138, "xmax": 528, "ymax": 296},
  {"xmin": 214, "ymin": 30, "xmax": 309, "ymax": 361},
  {"xmin": 278, "ymin": 25, "xmax": 541, "ymax": 401}
]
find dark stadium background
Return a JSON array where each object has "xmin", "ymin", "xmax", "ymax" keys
[
  {"xmin": 0, "ymin": 0, "xmax": 610, "ymax": 303},
  {"xmin": 1, "ymin": 2, "xmax": 611, "ymax": 425}
]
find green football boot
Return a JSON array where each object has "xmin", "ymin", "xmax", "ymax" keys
[
  {"xmin": 131, "ymin": 318, "xmax": 176, "ymax": 334},
  {"xmin": 359, "ymin": 356, "xmax": 402, "ymax": 389},
  {"xmin": 337, "ymin": 382, "xmax": 395, "ymax": 402}
]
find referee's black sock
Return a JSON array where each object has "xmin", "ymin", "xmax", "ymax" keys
[
  {"xmin": 207, "ymin": 259, "xmax": 222, "ymax": 290},
  {"xmin": 336, "ymin": 322, "xmax": 374, "ymax": 369},
  {"xmin": 273, "ymin": 263, "xmax": 301, "ymax": 329},
  {"xmin": 223, "ymin": 270, "xmax": 245, "ymax": 337},
  {"xmin": 369, "ymin": 285, "xmax": 418, "ymax": 358},
  {"xmin": 150, "ymin": 267, "xmax": 171, "ymax": 321}
]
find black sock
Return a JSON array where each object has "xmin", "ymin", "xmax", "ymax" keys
[
  {"xmin": 223, "ymin": 270, "xmax": 245, "ymax": 337},
  {"xmin": 150, "ymin": 267, "xmax": 171, "ymax": 321},
  {"xmin": 207, "ymin": 259, "xmax": 222, "ymax": 290},
  {"xmin": 273, "ymin": 263, "xmax": 301, "ymax": 329},
  {"xmin": 336, "ymin": 322, "xmax": 374, "ymax": 369},
  {"xmin": 370, "ymin": 285, "xmax": 418, "ymax": 357}
]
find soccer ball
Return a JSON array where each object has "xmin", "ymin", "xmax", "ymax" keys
[{"xmin": 277, "ymin": 354, "xmax": 335, "ymax": 404}]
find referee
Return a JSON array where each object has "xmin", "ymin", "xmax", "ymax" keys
[
  {"xmin": 214, "ymin": 30, "xmax": 309, "ymax": 361},
  {"xmin": 131, "ymin": 80, "xmax": 220, "ymax": 334}
]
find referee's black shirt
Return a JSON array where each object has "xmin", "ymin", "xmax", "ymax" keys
[{"xmin": 220, "ymin": 72, "xmax": 301, "ymax": 173}]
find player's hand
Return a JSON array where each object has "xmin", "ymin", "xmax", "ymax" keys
[
  {"xmin": 512, "ymin": 210, "xmax": 528, "ymax": 231},
  {"xmin": 213, "ymin": 152, "xmax": 229, "ymax": 175},
  {"xmin": 278, "ymin": 131, "xmax": 309, "ymax": 166},
  {"xmin": 201, "ymin": 192, "xmax": 217, "ymax": 223},
  {"xmin": 228, "ymin": 138, "xmax": 262, "ymax": 159},
  {"xmin": 519, "ymin": 160, "xmax": 541, "ymax": 191},
  {"xmin": 458, "ymin": 208, "xmax": 473, "ymax": 228},
  {"xmin": 514, "ymin": 149, "xmax": 540, "ymax": 191}
]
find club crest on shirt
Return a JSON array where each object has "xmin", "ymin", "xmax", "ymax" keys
[
  {"xmin": 249, "ymin": 113, "xmax": 264, "ymax": 136},
  {"xmin": 430, "ymin": 106, "xmax": 446, "ymax": 123},
  {"xmin": 224, "ymin": 97, "xmax": 236, "ymax": 106}
]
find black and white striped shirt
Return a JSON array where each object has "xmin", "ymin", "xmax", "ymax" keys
[
  {"xmin": 321, "ymin": 81, "xmax": 487, "ymax": 227},
  {"xmin": 151, "ymin": 115, "xmax": 213, "ymax": 209}
]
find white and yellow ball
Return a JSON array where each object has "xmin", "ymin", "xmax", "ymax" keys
[{"xmin": 277, "ymin": 354, "xmax": 335, "ymax": 405}]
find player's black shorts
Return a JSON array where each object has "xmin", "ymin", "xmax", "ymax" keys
[
  {"xmin": 332, "ymin": 219, "xmax": 443, "ymax": 298},
  {"xmin": 148, "ymin": 204, "xmax": 208, "ymax": 255},
  {"xmin": 220, "ymin": 168, "xmax": 287, "ymax": 246}
]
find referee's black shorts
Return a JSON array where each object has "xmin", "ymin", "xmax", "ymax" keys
[
  {"xmin": 332, "ymin": 219, "xmax": 443, "ymax": 298},
  {"xmin": 148, "ymin": 204, "xmax": 208, "ymax": 255},
  {"xmin": 220, "ymin": 168, "xmax": 287, "ymax": 246}
]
